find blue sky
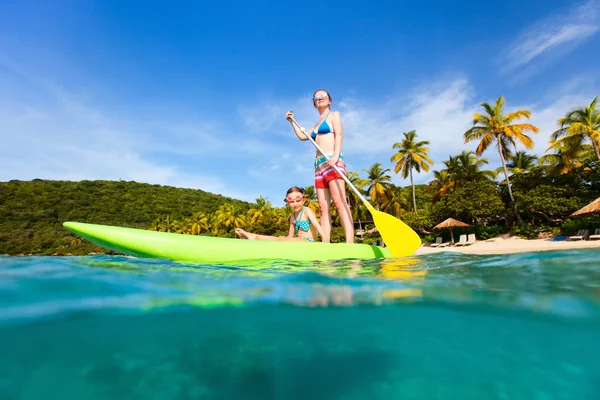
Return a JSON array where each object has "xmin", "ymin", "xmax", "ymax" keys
[{"xmin": 1, "ymin": 0, "xmax": 599, "ymax": 206}]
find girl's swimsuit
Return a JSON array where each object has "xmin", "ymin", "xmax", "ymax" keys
[{"xmin": 293, "ymin": 207, "xmax": 314, "ymax": 242}]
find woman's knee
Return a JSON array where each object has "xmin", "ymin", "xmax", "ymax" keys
[
  {"xmin": 318, "ymin": 199, "xmax": 330, "ymax": 212},
  {"xmin": 331, "ymin": 197, "xmax": 348, "ymax": 212}
]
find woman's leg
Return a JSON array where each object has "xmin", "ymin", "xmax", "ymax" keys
[
  {"xmin": 317, "ymin": 188, "xmax": 331, "ymax": 243},
  {"xmin": 328, "ymin": 179, "xmax": 354, "ymax": 243}
]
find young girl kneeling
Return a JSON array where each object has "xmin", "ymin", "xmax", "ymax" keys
[{"xmin": 235, "ymin": 186, "xmax": 325, "ymax": 242}]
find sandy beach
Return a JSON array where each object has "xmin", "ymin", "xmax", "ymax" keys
[{"xmin": 415, "ymin": 236, "xmax": 600, "ymax": 255}]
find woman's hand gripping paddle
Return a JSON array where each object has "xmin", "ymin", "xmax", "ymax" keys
[{"xmin": 288, "ymin": 114, "xmax": 422, "ymax": 257}]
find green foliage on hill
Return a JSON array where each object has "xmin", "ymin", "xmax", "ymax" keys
[
  {"xmin": 1, "ymin": 161, "xmax": 599, "ymax": 256},
  {"xmin": 0, "ymin": 179, "xmax": 249, "ymax": 255}
]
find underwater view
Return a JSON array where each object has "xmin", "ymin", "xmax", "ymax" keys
[{"xmin": 1, "ymin": 250, "xmax": 600, "ymax": 399}]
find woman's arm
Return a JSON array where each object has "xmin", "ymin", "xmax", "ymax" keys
[{"xmin": 286, "ymin": 112, "xmax": 310, "ymax": 141}]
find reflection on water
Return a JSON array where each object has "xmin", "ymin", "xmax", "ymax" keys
[{"xmin": 3, "ymin": 249, "xmax": 600, "ymax": 321}]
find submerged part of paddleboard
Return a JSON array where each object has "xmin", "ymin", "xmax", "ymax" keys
[{"xmin": 63, "ymin": 222, "xmax": 394, "ymax": 262}]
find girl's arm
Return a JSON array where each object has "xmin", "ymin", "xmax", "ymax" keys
[
  {"xmin": 287, "ymin": 216, "xmax": 295, "ymax": 237},
  {"xmin": 306, "ymin": 208, "xmax": 326, "ymax": 240},
  {"xmin": 330, "ymin": 111, "xmax": 344, "ymax": 165}
]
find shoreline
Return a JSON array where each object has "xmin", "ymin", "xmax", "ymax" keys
[
  {"xmin": 5, "ymin": 237, "xmax": 600, "ymax": 258},
  {"xmin": 415, "ymin": 236, "xmax": 600, "ymax": 255}
]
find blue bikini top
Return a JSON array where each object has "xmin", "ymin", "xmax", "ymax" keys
[
  {"xmin": 293, "ymin": 207, "xmax": 311, "ymax": 233},
  {"xmin": 311, "ymin": 112, "xmax": 333, "ymax": 140}
]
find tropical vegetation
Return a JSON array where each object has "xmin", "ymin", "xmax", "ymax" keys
[
  {"xmin": 390, "ymin": 130, "xmax": 433, "ymax": 213},
  {"xmin": 1, "ymin": 95, "xmax": 599, "ymax": 256},
  {"xmin": 464, "ymin": 95, "xmax": 539, "ymax": 222}
]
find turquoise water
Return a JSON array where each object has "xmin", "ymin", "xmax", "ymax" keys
[{"xmin": 1, "ymin": 250, "xmax": 600, "ymax": 399}]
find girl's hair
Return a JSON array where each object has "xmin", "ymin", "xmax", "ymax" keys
[
  {"xmin": 284, "ymin": 186, "xmax": 305, "ymax": 203},
  {"xmin": 312, "ymin": 89, "xmax": 332, "ymax": 107}
]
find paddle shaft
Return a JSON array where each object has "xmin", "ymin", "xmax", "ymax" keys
[
  {"xmin": 288, "ymin": 114, "xmax": 422, "ymax": 257},
  {"xmin": 288, "ymin": 115, "xmax": 375, "ymax": 213}
]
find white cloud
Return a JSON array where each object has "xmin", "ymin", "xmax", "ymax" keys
[
  {"xmin": 237, "ymin": 95, "xmax": 315, "ymax": 136},
  {"xmin": 527, "ymin": 93, "xmax": 597, "ymax": 156},
  {"xmin": 452, "ymin": 79, "xmax": 599, "ymax": 173},
  {"xmin": 239, "ymin": 80, "xmax": 482, "ymax": 187},
  {"xmin": 522, "ymin": 25, "xmax": 597, "ymax": 64},
  {"xmin": 2, "ymin": 44, "xmax": 597, "ymax": 204},
  {"xmin": 321, "ymin": 79, "xmax": 478, "ymax": 185},
  {"xmin": 283, "ymin": 76, "xmax": 599, "ymax": 187},
  {"xmin": 0, "ymin": 53, "xmax": 319, "ymax": 208},
  {"xmin": 0, "ymin": 61, "xmax": 238, "ymax": 197},
  {"xmin": 504, "ymin": 0, "xmax": 599, "ymax": 73},
  {"xmin": 0, "ymin": 51, "xmax": 306, "ymax": 202}
]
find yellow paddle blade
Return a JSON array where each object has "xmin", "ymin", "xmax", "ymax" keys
[{"xmin": 372, "ymin": 209, "xmax": 422, "ymax": 257}]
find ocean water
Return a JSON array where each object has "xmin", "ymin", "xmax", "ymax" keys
[{"xmin": 1, "ymin": 250, "xmax": 600, "ymax": 399}]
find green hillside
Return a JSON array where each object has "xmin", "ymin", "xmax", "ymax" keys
[{"xmin": 0, "ymin": 179, "xmax": 249, "ymax": 255}]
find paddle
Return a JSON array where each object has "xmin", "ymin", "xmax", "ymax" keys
[{"xmin": 288, "ymin": 114, "xmax": 422, "ymax": 257}]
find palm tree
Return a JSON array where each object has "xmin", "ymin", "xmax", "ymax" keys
[
  {"xmin": 363, "ymin": 163, "xmax": 394, "ymax": 209},
  {"xmin": 173, "ymin": 220, "xmax": 186, "ymax": 234},
  {"xmin": 153, "ymin": 216, "xmax": 177, "ymax": 232},
  {"xmin": 379, "ymin": 187, "xmax": 409, "ymax": 217},
  {"xmin": 550, "ymin": 96, "xmax": 600, "ymax": 160},
  {"xmin": 437, "ymin": 152, "xmax": 496, "ymax": 189},
  {"xmin": 247, "ymin": 196, "xmax": 272, "ymax": 225},
  {"xmin": 540, "ymin": 137, "xmax": 591, "ymax": 175},
  {"xmin": 345, "ymin": 171, "xmax": 369, "ymax": 221},
  {"xmin": 272, "ymin": 207, "xmax": 290, "ymax": 228},
  {"xmin": 302, "ymin": 186, "xmax": 320, "ymax": 214},
  {"xmin": 464, "ymin": 95, "xmax": 539, "ymax": 221},
  {"xmin": 503, "ymin": 151, "xmax": 538, "ymax": 175},
  {"xmin": 188, "ymin": 212, "xmax": 210, "ymax": 235},
  {"xmin": 213, "ymin": 204, "xmax": 247, "ymax": 235},
  {"xmin": 441, "ymin": 155, "xmax": 461, "ymax": 185},
  {"xmin": 454, "ymin": 151, "xmax": 498, "ymax": 182},
  {"xmin": 148, "ymin": 218, "xmax": 163, "ymax": 231},
  {"xmin": 390, "ymin": 130, "xmax": 433, "ymax": 213},
  {"xmin": 428, "ymin": 169, "xmax": 454, "ymax": 202}
]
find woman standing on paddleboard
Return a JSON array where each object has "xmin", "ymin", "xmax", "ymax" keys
[{"xmin": 285, "ymin": 90, "xmax": 354, "ymax": 244}]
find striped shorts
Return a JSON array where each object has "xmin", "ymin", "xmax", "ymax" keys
[{"xmin": 314, "ymin": 154, "xmax": 346, "ymax": 189}]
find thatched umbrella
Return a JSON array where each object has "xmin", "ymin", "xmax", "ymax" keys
[
  {"xmin": 570, "ymin": 197, "xmax": 600, "ymax": 218},
  {"xmin": 433, "ymin": 218, "xmax": 470, "ymax": 244}
]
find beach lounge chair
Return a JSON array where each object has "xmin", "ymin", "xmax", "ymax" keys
[
  {"xmin": 589, "ymin": 228, "xmax": 600, "ymax": 240},
  {"xmin": 430, "ymin": 237, "xmax": 443, "ymax": 247},
  {"xmin": 454, "ymin": 234, "xmax": 468, "ymax": 246},
  {"xmin": 464, "ymin": 234, "xmax": 476, "ymax": 246},
  {"xmin": 568, "ymin": 229, "xmax": 589, "ymax": 241}
]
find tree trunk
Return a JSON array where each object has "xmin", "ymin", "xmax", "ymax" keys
[
  {"xmin": 498, "ymin": 141, "xmax": 522, "ymax": 224},
  {"xmin": 532, "ymin": 210, "xmax": 552, "ymax": 223},
  {"xmin": 591, "ymin": 139, "xmax": 600, "ymax": 160},
  {"xmin": 410, "ymin": 168, "xmax": 418, "ymax": 213}
]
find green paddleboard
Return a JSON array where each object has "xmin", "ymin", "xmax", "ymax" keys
[{"xmin": 63, "ymin": 222, "xmax": 393, "ymax": 262}]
